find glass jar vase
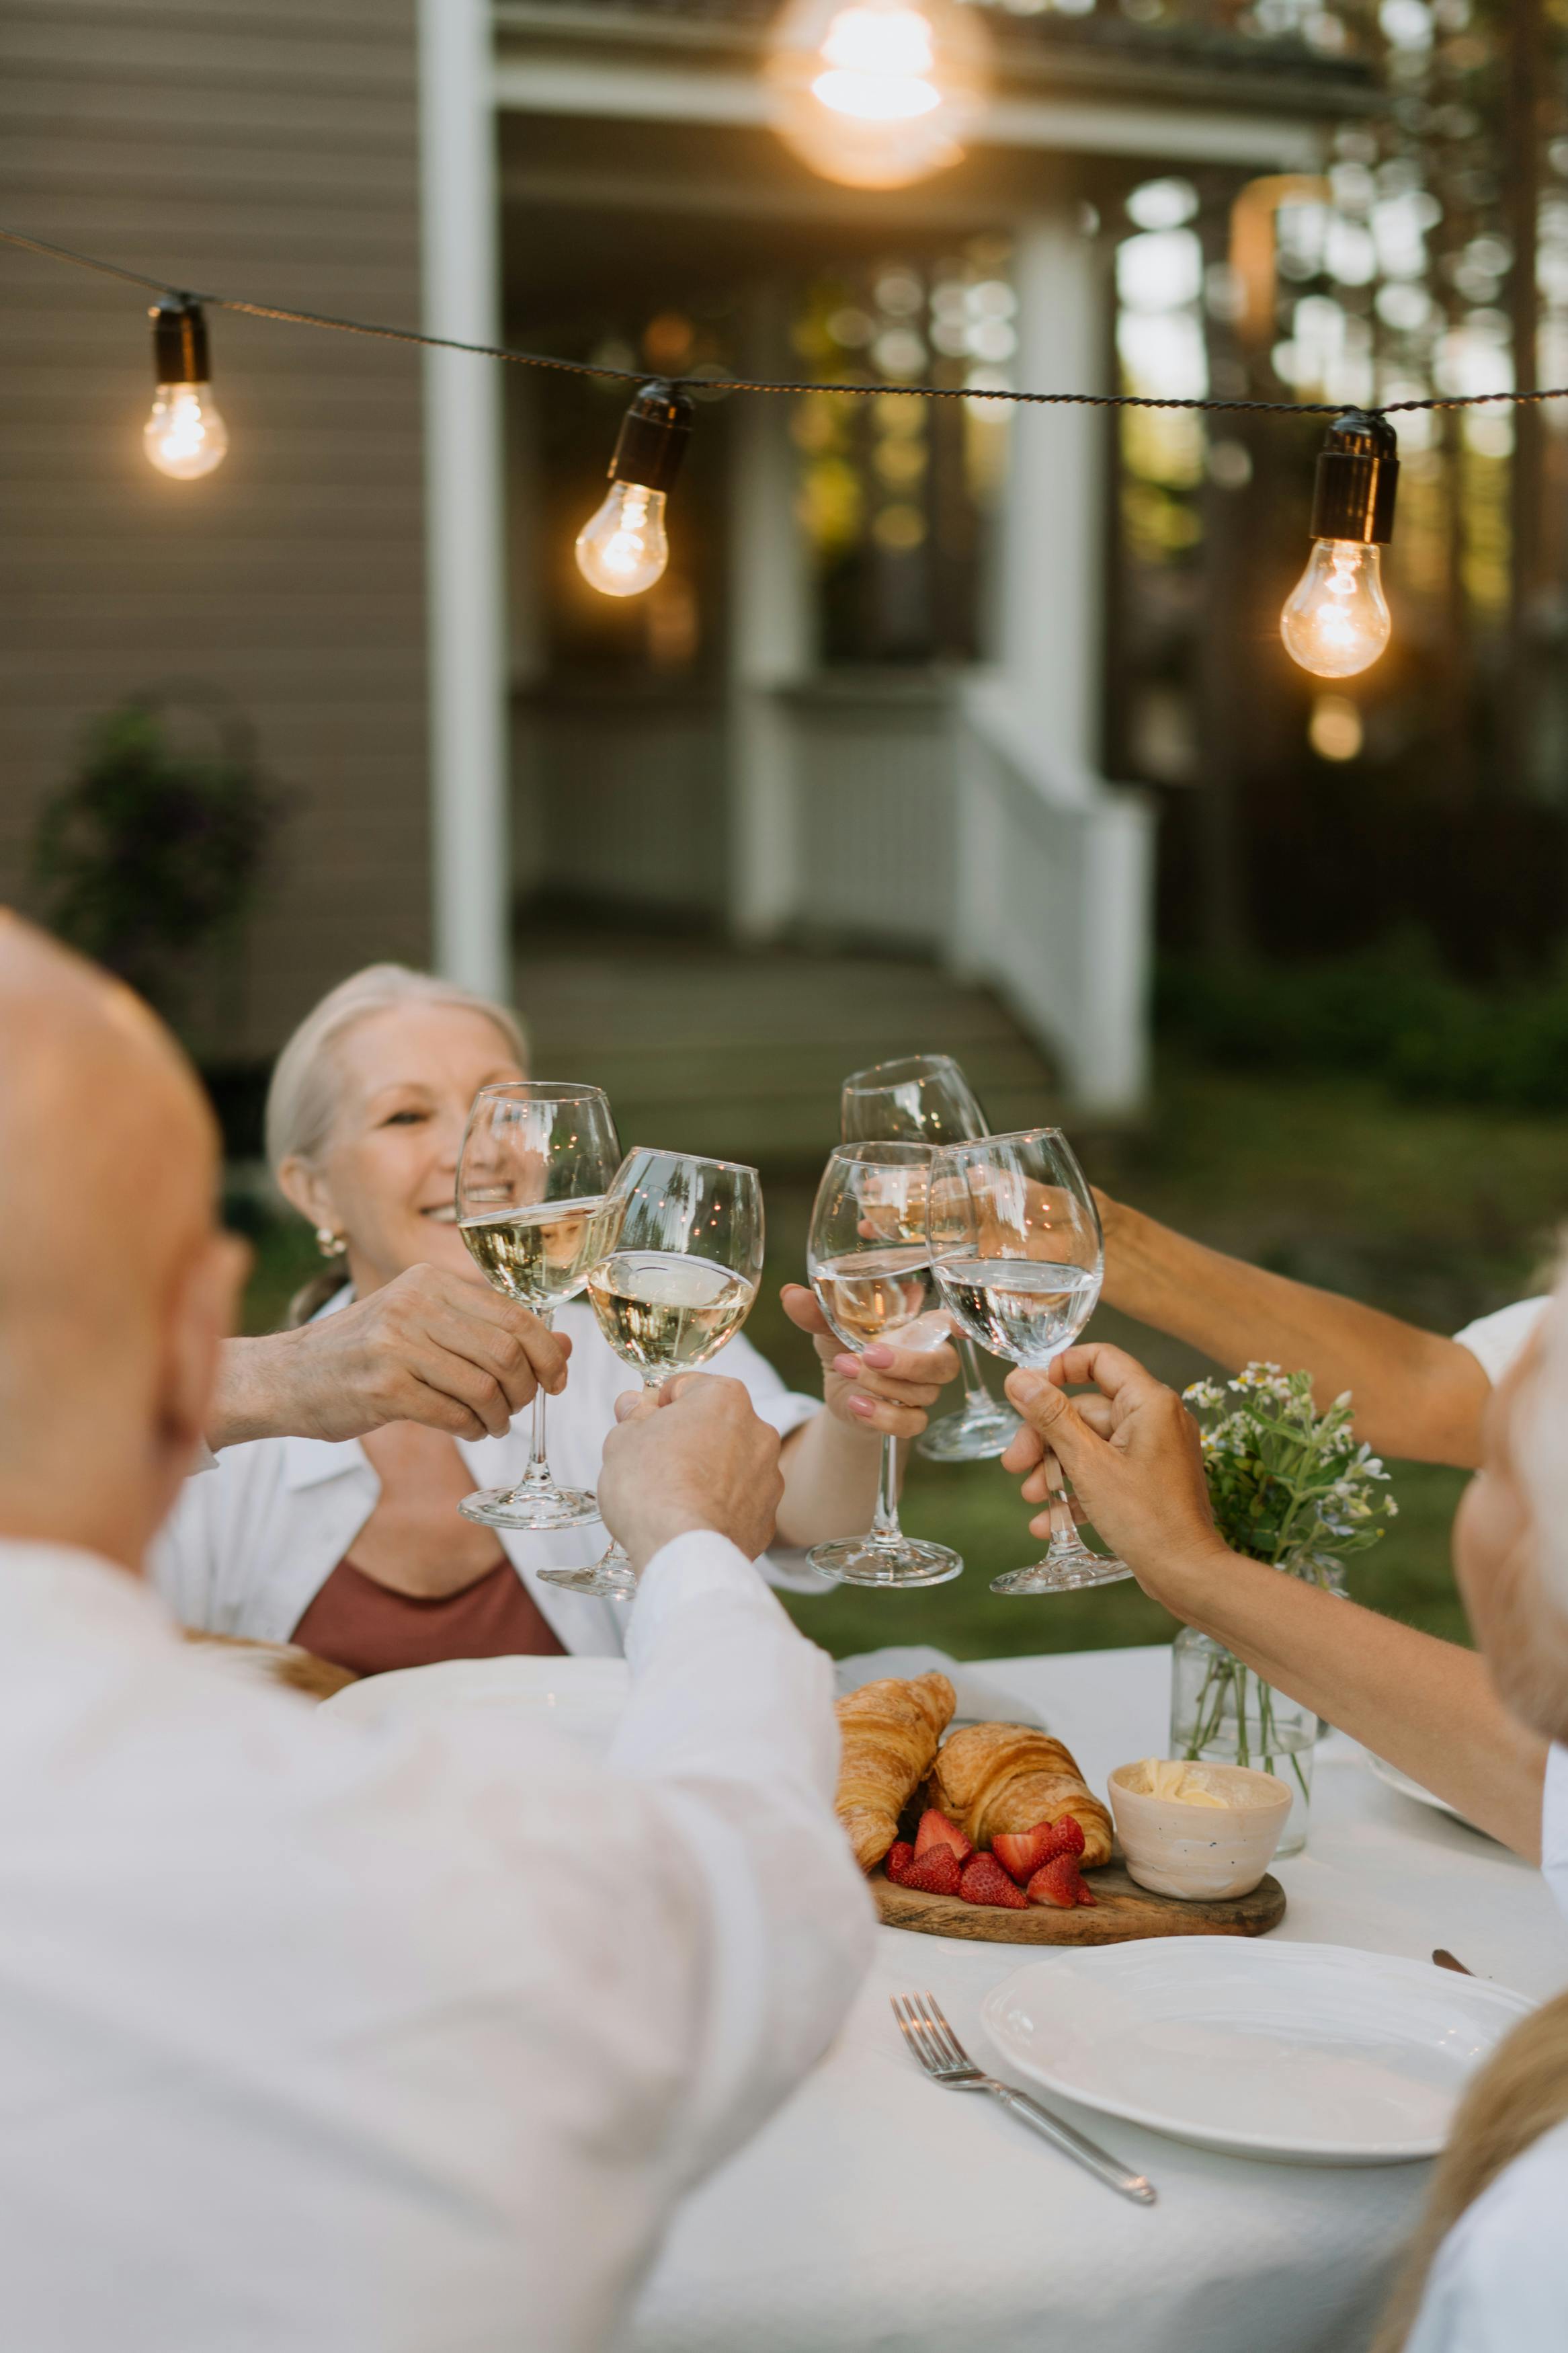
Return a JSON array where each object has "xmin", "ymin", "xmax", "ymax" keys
[{"xmin": 1169, "ymin": 1626, "xmax": 1317, "ymax": 1858}]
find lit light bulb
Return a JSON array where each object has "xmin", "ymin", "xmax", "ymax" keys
[
  {"xmin": 143, "ymin": 296, "xmax": 229, "ymax": 481},
  {"xmin": 1280, "ymin": 539, "xmax": 1391, "ymax": 678},
  {"xmin": 575, "ymin": 481, "xmax": 670, "ymax": 597},
  {"xmin": 766, "ymin": 0, "xmax": 989, "ymax": 190},
  {"xmin": 575, "ymin": 382, "xmax": 693, "ymax": 600},
  {"xmin": 144, "ymin": 381, "xmax": 229, "ymax": 481},
  {"xmin": 1280, "ymin": 410, "xmax": 1399, "ymax": 680}
]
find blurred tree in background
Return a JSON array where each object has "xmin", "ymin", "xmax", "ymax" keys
[
  {"xmin": 32, "ymin": 698, "xmax": 280, "ymax": 1039},
  {"xmin": 1108, "ymin": 0, "xmax": 1568, "ymax": 988}
]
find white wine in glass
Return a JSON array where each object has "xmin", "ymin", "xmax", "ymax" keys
[
  {"xmin": 455, "ymin": 1082, "xmax": 620, "ymax": 1532},
  {"xmin": 930, "ymin": 1127, "xmax": 1132, "ymax": 1595},
  {"xmin": 839, "ymin": 1053, "xmax": 1020, "ymax": 1462},
  {"xmin": 805, "ymin": 1142, "xmax": 962, "ymax": 1591},
  {"xmin": 540, "ymin": 1149, "xmax": 765, "ymax": 1602}
]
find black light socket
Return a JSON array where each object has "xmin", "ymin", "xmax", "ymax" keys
[
  {"xmin": 607, "ymin": 381, "xmax": 694, "ymax": 495},
  {"xmin": 1307, "ymin": 409, "xmax": 1399, "ymax": 545},
  {"xmin": 150, "ymin": 297, "xmax": 210, "ymax": 387}
]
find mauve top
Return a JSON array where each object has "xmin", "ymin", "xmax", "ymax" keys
[{"xmin": 292, "ymin": 1556, "xmax": 567, "ymax": 1680}]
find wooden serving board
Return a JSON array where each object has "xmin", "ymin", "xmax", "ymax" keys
[{"xmin": 872, "ymin": 1859, "xmax": 1285, "ymax": 1946}]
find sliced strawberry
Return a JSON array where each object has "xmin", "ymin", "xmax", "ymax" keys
[
  {"xmin": 992, "ymin": 1824, "xmax": 1057, "ymax": 1884},
  {"xmin": 1040, "ymin": 1813, "xmax": 1086, "ymax": 1864},
  {"xmin": 884, "ymin": 1841, "xmax": 915, "ymax": 1886},
  {"xmin": 914, "ymin": 1808, "xmax": 973, "ymax": 1864},
  {"xmin": 901, "ymin": 1843, "xmax": 963, "ymax": 1897},
  {"xmin": 1027, "ymin": 1852, "xmax": 1096, "ymax": 1909},
  {"xmin": 958, "ymin": 1852, "xmax": 1030, "ymax": 1909}
]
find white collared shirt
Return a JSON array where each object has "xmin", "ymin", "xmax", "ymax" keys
[
  {"xmin": 153, "ymin": 1295, "xmax": 823, "ymax": 1654},
  {"xmin": 1403, "ymin": 1745, "xmax": 1568, "ymax": 2352},
  {"xmin": 0, "ymin": 1531, "xmax": 872, "ymax": 2352}
]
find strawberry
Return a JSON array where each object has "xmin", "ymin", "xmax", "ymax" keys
[
  {"xmin": 884, "ymin": 1841, "xmax": 915, "ymax": 1886},
  {"xmin": 901, "ymin": 1843, "xmax": 962, "ymax": 1897},
  {"xmin": 958, "ymin": 1851, "xmax": 1030, "ymax": 1909},
  {"xmin": 914, "ymin": 1808, "xmax": 973, "ymax": 1864},
  {"xmin": 1027, "ymin": 1852, "xmax": 1096, "ymax": 1909},
  {"xmin": 1040, "ymin": 1813, "xmax": 1086, "ymax": 1864},
  {"xmin": 992, "ymin": 1824, "xmax": 1057, "ymax": 1884}
]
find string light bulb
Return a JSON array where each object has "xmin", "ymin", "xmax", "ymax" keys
[
  {"xmin": 766, "ymin": 0, "xmax": 989, "ymax": 190},
  {"xmin": 1280, "ymin": 411, "xmax": 1399, "ymax": 678},
  {"xmin": 143, "ymin": 297, "xmax": 228, "ymax": 481},
  {"xmin": 575, "ymin": 381, "xmax": 693, "ymax": 598}
]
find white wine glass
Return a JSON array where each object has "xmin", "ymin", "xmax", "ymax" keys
[
  {"xmin": 805, "ymin": 1142, "xmax": 962, "ymax": 1590},
  {"xmin": 456, "ymin": 1082, "xmax": 620, "ymax": 1531},
  {"xmin": 540, "ymin": 1148, "xmax": 766, "ymax": 1602},
  {"xmin": 930, "ymin": 1127, "xmax": 1132, "ymax": 1595},
  {"xmin": 840, "ymin": 1053, "xmax": 1020, "ymax": 1463}
]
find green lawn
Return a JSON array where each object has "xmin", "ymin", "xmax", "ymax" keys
[{"xmin": 234, "ymin": 1051, "xmax": 1561, "ymax": 1662}]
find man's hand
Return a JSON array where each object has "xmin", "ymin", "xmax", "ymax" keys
[
  {"xmin": 210, "ymin": 1265, "xmax": 571, "ymax": 1449},
  {"xmin": 1001, "ymin": 1344, "xmax": 1227, "ymax": 1605},
  {"xmin": 598, "ymin": 1375, "xmax": 784, "ymax": 1575},
  {"xmin": 780, "ymin": 1283, "xmax": 958, "ymax": 1441}
]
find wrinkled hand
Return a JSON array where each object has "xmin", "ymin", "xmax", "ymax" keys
[
  {"xmin": 780, "ymin": 1284, "xmax": 960, "ymax": 1441},
  {"xmin": 599, "ymin": 1374, "xmax": 785, "ymax": 1574},
  {"xmin": 1001, "ymin": 1344, "xmax": 1226, "ymax": 1603},
  {"xmin": 214, "ymin": 1264, "xmax": 571, "ymax": 1448}
]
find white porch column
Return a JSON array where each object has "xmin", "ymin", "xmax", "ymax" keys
[
  {"xmin": 993, "ymin": 210, "xmax": 1108, "ymax": 791},
  {"xmin": 957, "ymin": 208, "xmax": 1154, "ymax": 1114},
  {"xmin": 727, "ymin": 290, "xmax": 811, "ymax": 940},
  {"xmin": 418, "ymin": 0, "xmax": 509, "ymax": 998}
]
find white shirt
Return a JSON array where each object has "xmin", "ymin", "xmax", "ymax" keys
[
  {"xmin": 1404, "ymin": 1744, "xmax": 1568, "ymax": 2352},
  {"xmin": 1452, "ymin": 1299, "xmax": 1549, "ymax": 1385},
  {"xmin": 0, "ymin": 1531, "xmax": 873, "ymax": 2352},
  {"xmin": 155, "ymin": 1295, "xmax": 824, "ymax": 1654}
]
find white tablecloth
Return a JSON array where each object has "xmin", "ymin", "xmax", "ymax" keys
[{"xmin": 628, "ymin": 1644, "xmax": 1568, "ymax": 2353}]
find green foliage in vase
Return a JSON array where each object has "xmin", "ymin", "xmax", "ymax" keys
[
  {"xmin": 32, "ymin": 699, "xmax": 278, "ymax": 1021},
  {"xmin": 1182, "ymin": 1364, "xmax": 1397, "ymax": 1577}
]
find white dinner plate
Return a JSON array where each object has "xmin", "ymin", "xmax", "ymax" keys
[
  {"xmin": 981, "ymin": 1938, "xmax": 1533, "ymax": 2165},
  {"xmin": 1365, "ymin": 1751, "xmax": 1495, "ymax": 1837},
  {"xmin": 322, "ymin": 1654, "xmax": 630, "ymax": 1757}
]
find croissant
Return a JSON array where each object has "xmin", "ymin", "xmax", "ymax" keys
[
  {"xmin": 924, "ymin": 1723, "xmax": 1112, "ymax": 1869},
  {"xmin": 834, "ymin": 1672, "xmax": 956, "ymax": 1872}
]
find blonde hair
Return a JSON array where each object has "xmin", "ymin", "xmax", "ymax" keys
[
  {"xmin": 1372, "ymin": 1993, "xmax": 1568, "ymax": 2350},
  {"xmin": 265, "ymin": 964, "xmax": 528, "ymax": 1325}
]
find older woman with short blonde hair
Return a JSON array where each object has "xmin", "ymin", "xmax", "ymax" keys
[{"xmin": 156, "ymin": 964, "xmax": 956, "ymax": 1673}]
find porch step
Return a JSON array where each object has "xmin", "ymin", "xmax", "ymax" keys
[{"xmin": 513, "ymin": 924, "xmax": 1059, "ymax": 1172}]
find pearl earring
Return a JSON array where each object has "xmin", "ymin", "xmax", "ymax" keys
[{"xmin": 315, "ymin": 1226, "xmax": 347, "ymax": 1259}]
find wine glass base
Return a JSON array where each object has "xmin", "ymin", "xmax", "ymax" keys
[
  {"xmin": 807, "ymin": 1535, "xmax": 963, "ymax": 1589},
  {"xmin": 459, "ymin": 1484, "xmax": 602, "ymax": 1533},
  {"xmin": 915, "ymin": 1396, "xmax": 1022, "ymax": 1463},
  {"xmin": 991, "ymin": 1548, "xmax": 1136, "ymax": 1596},
  {"xmin": 536, "ymin": 1558, "xmax": 637, "ymax": 1600}
]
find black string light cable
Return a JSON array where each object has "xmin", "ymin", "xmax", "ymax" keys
[{"xmin": 5, "ymin": 218, "xmax": 1567, "ymax": 670}]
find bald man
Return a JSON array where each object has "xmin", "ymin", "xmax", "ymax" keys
[{"xmin": 0, "ymin": 914, "xmax": 870, "ymax": 2352}]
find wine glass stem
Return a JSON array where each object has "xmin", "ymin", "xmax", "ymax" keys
[
  {"xmin": 517, "ymin": 1309, "xmax": 555, "ymax": 1497},
  {"xmin": 954, "ymin": 1330, "xmax": 997, "ymax": 1410},
  {"xmin": 1042, "ymin": 1445, "xmax": 1079, "ymax": 1556},
  {"xmin": 870, "ymin": 1433, "xmax": 903, "ymax": 1546}
]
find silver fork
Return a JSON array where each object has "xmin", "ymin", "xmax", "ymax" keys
[{"xmin": 891, "ymin": 1991, "xmax": 1157, "ymax": 2206}]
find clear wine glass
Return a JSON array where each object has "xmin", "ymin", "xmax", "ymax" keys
[
  {"xmin": 539, "ymin": 1148, "xmax": 766, "ymax": 1601},
  {"xmin": 840, "ymin": 1053, "xmax": 1021, "ymax": 1463},
  {"xmin": 929, "ymin": 1127, "xmax": 1132, "ymax": 1595},
  {"xmin": 455, "ymin": 1082, "xmax": 620, "ymax": 1531},
  {"xmin": 805, "ymin": 1142, "xmax": 963, "ymax": 1590}
]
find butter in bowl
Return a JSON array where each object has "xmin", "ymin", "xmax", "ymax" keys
[{"xmin": 1108, "ymin": 1757, "xmax": 1293, "ymax": 1901}]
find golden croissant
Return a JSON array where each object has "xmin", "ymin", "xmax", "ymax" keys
[
  {"xmin": 925, "ymin": 1722, "xmax": 1112, "ymax": 1869},
  {"xmin": 834, "ymin": 1672, "xmax": 956, "ymax": 1872}
]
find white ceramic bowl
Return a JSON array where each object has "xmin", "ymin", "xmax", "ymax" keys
[{"xmin": 1108, "ymin": 1759, "xmax": 1292, "ymax": 1899}]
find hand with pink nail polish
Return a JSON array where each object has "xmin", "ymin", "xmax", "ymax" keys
[{"xmin": 780, "ymin": 1283, "xmax": 961, "ymax": 1441}]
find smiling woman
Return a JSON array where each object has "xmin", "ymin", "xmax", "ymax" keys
[{"xmin": 149, "ymin": 965, "xmax": 962, "ymax": 1675}]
